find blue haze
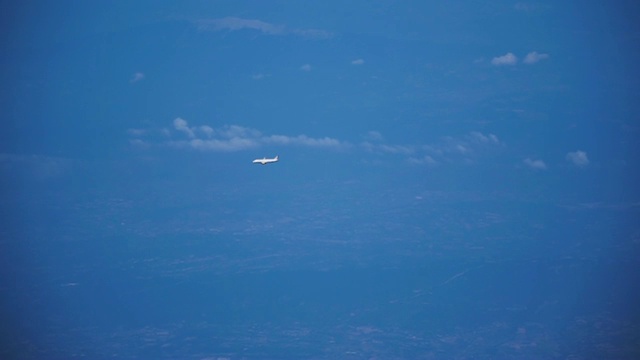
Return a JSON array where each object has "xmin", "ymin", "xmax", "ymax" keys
[{"xmin": 1, "ymin": 1, "xmax": 639, "ymax": 359}]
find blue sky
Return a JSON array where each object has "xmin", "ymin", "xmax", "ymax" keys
[
  {"xmin": 2, "ymin": 1, "xmax": 637, "ymax": 207},
  {"xmin": 2, "ymin": 1, "xmax": 640, "ymax": 358},
  {"xmin": 2, "ymin": 2, "xmax": 638, "ymax": 178}
]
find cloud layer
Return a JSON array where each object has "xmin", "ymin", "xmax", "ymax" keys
[
  {"xmin": 128, "ymin": 121, "xmax": 504, "ymax": 168},
  {"xmin": 195, "ymin": 17, "xmax": 333, "ymax": 39},
  {"xmin": 128, "ymin": 121, "xmax": 602, "ymax": 174},
  {"xmin": 129, "ymin": 118, "xmax": 347, "ymax": 152},
  {"xmin": 362, "ymin": 131, "xmax": 503, "ymax": 166}
]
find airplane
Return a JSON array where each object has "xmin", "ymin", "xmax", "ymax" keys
[{"xmin": 252, "ymin": 155, "xmax": 279, "ymax": 165}]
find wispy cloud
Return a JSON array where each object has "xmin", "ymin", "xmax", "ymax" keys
[
  {"xmin": 130, "ymin": 72, "xmax": 145, "ymax": 83},
  {"xmin": 363, "ymin": 131, "xmax": 383, "ymax": 142},
  {"xmin": 0, "ymin": 153, "xmax": 74, "ymax": 178},
  {"xmin": 183, "ymin": 138, "xmax": 259, "ymax": 152},
  {"xmin": 252, "ymin": 73, "xmax": 271, "ymax": 80},
  {"xmin": 264, "ymin": 134, "xmax": 343, "ymax": 148},
  {"xmin": 378, "ymin": 144, "xmax": 415, "ymax": 155},
  {"xmin": 351, "ymin": 59, "xmax": 364, "ymax": 65},
  {"xmin": 437, "ymin": 132, "xmax": 503, "ymax": 155},
  {"xmin": 129, "ymin": 138, "xmax": 149, "ymax": 148},
  {"xmin": 566, "ymin": 150, "xmax": 589, "ymax": 167},
  {"xmin": 127, "ymin": 128, "xmax": 147, "ymax": 136},
  {"xmin": 195, "ymin": 17, "xmax": 332, "ymax": 39},
  {"xmin": 408, "ymin": 155, "xmax": 437, "ymax": 166},
  {"xmin": 468, "ymin": 131, "xmax": 500, "ymax": 145},
  {"xmin": 196, "ymin": 17, "xmax": 284, "ymax": 35},
  {"xmin": 300, "ymin": 64, "xmax": 312, "ymax": 72},
  {"xmin": 491, "ymin": 53, "xmax": 517, "ymax": 66},
  {"xmin": 523, "ymin": 158, "xmax": 547, "ymax": 170},
  {"xmin": 523, "ymin": 51, "xmax": 549, "ymax": 64},
  {"xmin": 129, "ymin": 118, "xmax": 347, "ymax": 152},
  {"xmin": 129, "ymin": 121, "xmax": 503, "ymax": 167},
  {"xmin": 360, "ymin": 131, "xmax": 503, "ymax": 165}
]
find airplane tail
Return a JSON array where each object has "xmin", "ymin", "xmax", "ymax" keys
[{"xmin": 275, "ymin": 155, "xmax": 279, "ymax": 160}]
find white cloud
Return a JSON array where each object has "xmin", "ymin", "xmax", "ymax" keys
[
  {"xmin": 379, "ymin": 144, "xmax": 414, "ymax": 155},
  {"xmin": 133, "ymin": 119, "xmax": 346, "ymax": 152},
  {"xmin": 437, "ymin": 132, "xmax": 502, "ymax": 156},
  {"xmin": 297, "ymin": 135, "xmax": 341, "ymax": 148},
  {"xmin": 196, "ymin": 17, "xmax": 285, "ymax": 35},
  {"xmin": 523, "ymin": 51, "xmax": 549, "ymax": 64},
  {"xmin": 491, "ymin": 53, "xmax": 518, "ymax": 66},
  {"xmin": 200, "ymin": 125, "xmax": 214, "ymax": 138},
  {"xmin": 468, "ymin": 131, "xmax": 500, "ymax": 144},
  {"xmin": 455, "ymin": 144, "xmax": 469, "ymax": 154},
  {"xmin": 524, "ymin": 158, "xmax": 547, "ymax": 170},
  {"xmin": 300, "ymin": 64, "xmax": 312, "ymax": 72},
  {"xmin": 359, "ymin": 131, "xmax": 502, "ymax": 165},
  {"xmin": 408, "ymin": 155, "xmax": 437, "ymax": 166},
  {"xmin": 360, "ymin": 142, "xmax": 415, "ymax": 155},
  {"xmin": 186, "ymin": 138, "xmax": 259, "ymax": 152},
  {"xmin": 566, "ymin": 150, "xmax": 589, "ymax": 167},
  {"xmin": 264, "ymin": 134, "xmax": 344, "ymax": 148},
  {"xmin": 195, "ymin": 17, "xmax": 332, "ymax": 39},
  {"xmin": 130, "ymin": 72, "xmax": 145, "ymax": 83},
  {"xmin": 173, "ymin": 118, "xmax": 195, "ymax": 138},
  {"xmin": 363, "ymin": 131, "xmax": 383, "ymax": 142},
  {"xmin": 351, "ymin": 59, "xmax": 364, "ymax": 65},
  {"xmin": 217, "ymin": 125, "xmax": 262, "ymax": 139}
]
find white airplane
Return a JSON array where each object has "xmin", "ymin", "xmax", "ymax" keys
[{"xmin": 252, "ymin": 155, "xmax": 279, "ymax": 165}]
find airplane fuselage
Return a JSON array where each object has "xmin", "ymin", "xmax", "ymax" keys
[{"xmin": 252, "ymin": 156, "xmax": 279, "ymax": 165}]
